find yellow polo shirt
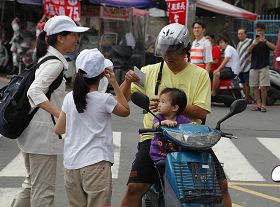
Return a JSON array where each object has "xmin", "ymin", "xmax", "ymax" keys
[{"xmin": 131, "ymin": 62, "xmax": 211, "ymax": 142}]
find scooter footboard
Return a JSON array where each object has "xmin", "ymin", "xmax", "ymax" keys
[{"xmin": 165, "ymin": 151, "xmax": 223, "ymax": 205}]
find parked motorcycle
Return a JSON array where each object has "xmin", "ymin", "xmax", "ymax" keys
[
  {"xmin": 267, "ymin": 58, "xmax": 280, "ymax": 105},
  {"xmin": 130, "ymin": 91, "xmax": 247, "ymax": 207},
  {"xmin": 211, "ymin": 76, "xmax": 245, "ymax": 107}
]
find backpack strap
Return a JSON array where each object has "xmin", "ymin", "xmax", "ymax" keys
[
  {"xmin": 37, "ymin": 56, "xmax": 64, "ymax": 139},
  {"xmin": 155, "ymin": 60, "xmax": 164, "ymax": 96}
]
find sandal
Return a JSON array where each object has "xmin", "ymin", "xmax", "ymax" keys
[
  {"xmin": 260, "ymin": 107, "xmax": 267, "ymax": 112},
  {"xmin": 251, "ymin": 106, "xmax": 261, "ymax": 111}
]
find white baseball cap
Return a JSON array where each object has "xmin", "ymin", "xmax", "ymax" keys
[
  {"xmin": 76, "ymin": 48, "xmax": 113, "ymax": 78},
  {"xmin": 44, "ymin": 15, "xmax": 89, "ymax": 36}
]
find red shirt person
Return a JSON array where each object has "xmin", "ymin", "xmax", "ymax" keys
[{"xmin": 205, "ymin": 33, "xmax": 222, "ymax": 73}]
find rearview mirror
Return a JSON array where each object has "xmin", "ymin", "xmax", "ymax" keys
[
  {"xmin": 216, "ymin": 99, "xmax": 247, "ymax": 130},
  {"xmin": 272, "ymin": 165, "xmax": 280, "ymax": 182},
  {"xmin": 131, "ymin": 92, "xmax": 150, "ymax": 112},
  {"xmin": 230, "ymin": 99, "xmax": 247, "ymax": 115}
]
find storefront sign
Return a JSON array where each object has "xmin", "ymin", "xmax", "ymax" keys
[
  {"xmin": 100, "ymin": 6, "xmax": 131, "ymax": 21},
  {"xmin": 44, "ymin": 0, "xmax": 81, "ymax": 21},
  {"xmin": 166, "ymin": 0, "xmax": 188, "ymax": 25}
]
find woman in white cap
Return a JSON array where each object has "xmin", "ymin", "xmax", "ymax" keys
[
  {"xmin": 13, "ymin": 16, "xmax": 89, "ymax": 207},
  {"xmin": 53, "ymin": 48, "xmax": 130, "ymax": 207}
]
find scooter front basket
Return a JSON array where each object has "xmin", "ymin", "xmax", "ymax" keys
[{"xmin": 165, "ymin": 151, "xmax": 223, "ymax": 205}]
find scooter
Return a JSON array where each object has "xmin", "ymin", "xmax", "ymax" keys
[
  {"xmin": 211, "ymin": 77, "xmax": 244, "ymax": 107},
  {"xmin": 266, "ymin": 57, "xmax": 280, "ymax": 105},
  {"xmin": 130, "ymin": 92, "xmax": 247, "ymax": 207}
]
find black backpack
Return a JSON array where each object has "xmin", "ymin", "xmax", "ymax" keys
[{"xmin": 0, "ymin": 56, "xmax": 63, "ymax": 139}]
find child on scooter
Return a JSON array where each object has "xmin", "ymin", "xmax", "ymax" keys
[
  {"xmin": 150, "ymin": 88, "xmax": 191, "ymax": 161},
  {"xmin": 53, "ymin": 48, "xmax": 130, "ymax": 207}
]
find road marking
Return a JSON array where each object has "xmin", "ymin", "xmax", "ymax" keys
[
  {"xmin": 229, "ymin": 182, "xmax": 280, "ymax": 187},
  {"xmin": 0, "ymin": 153, "xmax": 25, "ymax": 177},
  {"xmin": 0, "ymin": 132, "xmax": 121, "ymax": 179},
  {"xmin": 232, "ymin": 204, "xmax": 244, "ymax": 207},
  {"xmin": 0, "ymin": 188, "xmax": 21, "ymax": 207},
  {"xmin": 257, "ymin": 137, "xmax": 280, "ymax": 160},
  {"xmin": 213, "ymin": 138, "xmax": 265, "ymax": 181},
  {"xmin": 112, "ymin": 131, "xmax": 121, "ymax": 179},
  {"xmin": 229, "ymin": 183, "xmax": 280, "ymax": 203}
]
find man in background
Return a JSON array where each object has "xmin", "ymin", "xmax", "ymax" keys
[
  {"xmin": 190, "ymin": 21, "xmax": 212, "ymax": 72},
  {"xmin": 237, "ymin": 28, "xmax": 253, "ymax": 103}
]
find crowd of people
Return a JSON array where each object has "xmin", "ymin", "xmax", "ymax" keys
[
  {"xmin": 10, "ymin": 14, "xmax": 277, "ymax": 207},
  {"xmin": 188, "ymin": 21, "xmax": 276, "ymax": 112}
]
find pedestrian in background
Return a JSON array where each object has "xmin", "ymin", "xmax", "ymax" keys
[
  {"xmin": 190, "ymin": 21, "xmax": 213, "ymax": 72},
  {"xmin": 237, "ymin": 28, "xmax": 253, "ymax": 104},
  {"xmin": 54, "ymin": 48, "xmax": 130, "ymax": 207},
  {"xmin": 247, "ymin": 22, "xmax": 276, "ymax": 112},
  {"xmin": 205, "ymin": 33, "xmax": 222, "ymax": 78},
  {"xmin": 12, "ymin": 16, "xmax": 89, "ymax": 207},
  {"xmin": 212, "ymin": 37, "xmax": 240, "ymax": 96}
]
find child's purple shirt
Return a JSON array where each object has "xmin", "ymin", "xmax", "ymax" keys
[{"xmin": 149, "ymin": 114, "xmax": 191, "ymax": 161}]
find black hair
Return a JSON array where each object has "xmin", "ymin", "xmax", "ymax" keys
[
  {"xmin": 191, "ymin": 21, "xmax": 206, "ymax": 29},
  {"xmin": 218, "ymin": 36, "xmax": 229, "ymax": 44},
  {"xmin": 160, "ymin": 88, "xmax": 188, "ymax": 115},
  {"xmin": 36, "ymin": 30, "xmax": 71, "ymax": 60},
  {"xmin": 72, "ymin": 70, "xmax": 102, "ymax": 113},
  {"xmin": 205, "ymin": 33, "xmax": 215, "ymax": 39},
  {"xmin": 238, "ymin": 27, "xmax": 247, "ymax": 34},
  {"xmin": 255, "ymin": 22, "xmax": 266, "ymax": 30}
]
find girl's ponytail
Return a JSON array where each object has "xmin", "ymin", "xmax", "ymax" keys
[
  {"xmin": 36, "ymin": 31, "xmax": 48, "ymax": 60},
  {"xmin": 73, "ymin": 71, "xmax": 89, "ymax": 113}
]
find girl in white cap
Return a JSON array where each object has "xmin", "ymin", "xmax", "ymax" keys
[
  {"xmin": 13, "ymin": 16, "xmax": 89, "ymax": 207},
  {"xmin": 54, "ymin": 48, "xmax": 130, "ymax": 207}
]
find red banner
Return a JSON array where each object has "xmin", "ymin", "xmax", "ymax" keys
[
  {"xmin": 44, "ymin": 0, "xmax": 81, "ymax": 22},
  {"xmin": 166, "ymin": 0, "xmax": 188, "ymax": 25}
]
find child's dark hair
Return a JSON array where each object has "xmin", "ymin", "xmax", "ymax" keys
[
  {"xmin": 36, "ymin": 30, "xmax": 71, "ymax": 60},
  {"xmin": 160, "ymin": 88, "xmax": 188, "ymax": 115},
  {"xmin": 72, "ymin": 69, "xmax": 102, "ymax": 113}
]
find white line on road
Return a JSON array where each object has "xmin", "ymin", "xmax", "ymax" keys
[
  {"xmin": 0, "ymin": 188, "xmax": 21, "ymax": 207},
  {"xmin": 112, "ymin": 131, "xmax": 121, "ymax": 179},
  {"xmin": 213, "ymin": 138, "xmax": 265, "ymax": 181},
  {"xmin": 0, "ymin": 132, "xmax": 122, "ymax": 178},
  {"xmin": 0, "ymin": 153, "xmax": 25, "ymax": 177},
  {"xmin": 257, "ymin": 137, "xmax": 280, "ymax": 160}
]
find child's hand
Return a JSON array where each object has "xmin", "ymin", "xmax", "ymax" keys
[
  {"xmin": 104, "ymin": 69, "xmax": 117, "ymax": 86},
  {"xmin": 161, "ymin": 120, "xmax": 177, "ymax": 127}
]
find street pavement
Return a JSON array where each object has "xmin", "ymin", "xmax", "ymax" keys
[{"xmin": 0, "ymin": 75, "xmax": 280, "ymax": 207}]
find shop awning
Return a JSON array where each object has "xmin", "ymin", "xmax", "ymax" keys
[
  {"xmin": 196, "ymin": 0, "xmax": 257, "ymax": 21},
  {"xmin": 88, "ymin": 0, "xmax": 156, "ymax": 9},
  {"xmin": 16, "ymin": 0, "xmax": 42, "ymax": 5}
]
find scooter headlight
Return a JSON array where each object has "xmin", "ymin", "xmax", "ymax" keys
[{"xmin": 165, "ymin": 130, "xmax": 221, "ymax": 150}]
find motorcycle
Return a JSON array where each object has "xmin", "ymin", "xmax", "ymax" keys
[
  {"xmin": 130, "ymin": 91, "xmax": 247, "ymax": 207},
  {"xmin": 266, "ymin": 58, "xmax": 280, "ymax": 105},
  {"xmin": 211, "ymin": 76, "xmax": 245, "ymax": 107}
]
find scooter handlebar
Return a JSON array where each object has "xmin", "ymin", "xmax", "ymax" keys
[
  {"xmin": 221, "ymin": 131, "xmax": 237, "ymax": 139},
  {"xmin": 139, "ymin": 128, "xmax": 160, "ymax": 134}
]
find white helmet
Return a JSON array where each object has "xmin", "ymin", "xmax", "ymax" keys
[{"xmin": 155, "ymin": 23, "xmax": 191, "ymax": 57}]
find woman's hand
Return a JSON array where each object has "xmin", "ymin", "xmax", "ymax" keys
[{"xmin": 161, "ymin": 120, "xmax": 178, "ymax": 127}]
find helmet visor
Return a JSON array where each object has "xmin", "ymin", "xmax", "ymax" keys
[{"xmin": 155, "ymin": 42, "xmax": 185, "ymax": 57}]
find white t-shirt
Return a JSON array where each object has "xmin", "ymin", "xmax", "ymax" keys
[
  {"xmin": 224, "ymin": 45, "xmax": 241, "ymax": 75},
  {"xmin": 62, "ymin": 91, "xmax": 117, "ymax": 169},
  {"xmin": 190, "ymin": 37, "xmax": 213, "ymax": 65}
]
